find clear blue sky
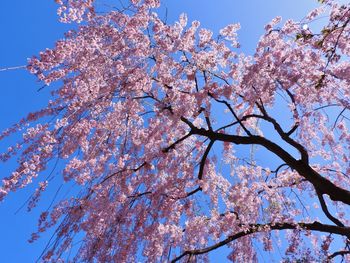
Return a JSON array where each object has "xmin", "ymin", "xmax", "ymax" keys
[{"xmin": 0, "ymin": 1, "xmax": 324, "ymax": 262}]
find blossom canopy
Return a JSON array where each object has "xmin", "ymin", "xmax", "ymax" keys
[{"xmin": 2, "ymin": 0, "xmax": 350, "ymax": 262}]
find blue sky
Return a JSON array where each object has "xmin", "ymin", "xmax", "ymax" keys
[{"xmin": 0, "ymin": 0, "xmax": 325, "ymax": 262}]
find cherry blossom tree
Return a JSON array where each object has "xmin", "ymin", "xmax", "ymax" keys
[{"xmin": 1, "ymin": 0, "xmax": 350, "ymax": 261}]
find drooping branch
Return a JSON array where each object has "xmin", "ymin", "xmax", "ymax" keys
[{"xmin": 171, "ymin": 221, "xmax": 350, "ymax": 262}]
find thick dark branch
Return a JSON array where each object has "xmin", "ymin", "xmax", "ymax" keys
[
  {"xmin": 180, "ymin": 117, "xmax": 350, "ymax": 205},
  {"xmin": 171, "ymin": 221, "xmax": 350, "ymax": 262},
  {"xmin": 180, "ymin": 116, "xmax": 197, "ymax": 130},
  {"xmin": 198, "ymin": 140, "xmax": 214, "ymax": 180}
]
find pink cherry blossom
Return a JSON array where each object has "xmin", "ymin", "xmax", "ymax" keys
[{"xmin": 1, "ymin": 0, "xmax": 350, "ymax": 262}]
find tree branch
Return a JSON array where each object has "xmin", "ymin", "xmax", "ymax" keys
[
  {"xmin": 255, "ymin": 100, "xmax": 309, "ymax": 164},
  {"xmin": 317, "ymin": 191, "xmax": 345, "ymax": 227},
  {"xmin": 180, "ymin": 117, "xmax": 350, "ymax": 206},
  {"xmin": 162, "ymin": 133, "xmax": 193, "ymax": 153},
  {"xmin": 328, "ymin": 250, "xmax": 350, "ymax": 260},
  {"xmin": 198, "ymin": 140, "xmax": 214, "ymax": 180},
  {"xmin": 171, "ymin": 221, "xmax": 350, "ymax": 262},
  {"xmin": 208, "ymin": 92, "xmax": 252, "ymax": 136}
]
